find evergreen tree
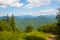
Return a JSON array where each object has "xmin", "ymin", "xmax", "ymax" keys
[
  {"xmin": 6, "ymin": 14, "xmax": 9, "ymax": 24},
  {"xmin": 56, "ymin": 8, "xmax": 60, "ymax": 38},
  {"xmin": 10, "ymin": 14, "xmax": 16, "ymax": 31},
  {"xmin": 25, "ymin": 25, "xmax": 33, "ymax": 33}
]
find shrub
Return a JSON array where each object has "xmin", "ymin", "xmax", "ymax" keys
[{"xmin": 24, "ymin": 36, "xmax": 46, "ymax": 40}]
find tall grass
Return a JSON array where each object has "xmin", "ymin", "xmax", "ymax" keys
[{"xmin": 0, "ymin": 31, "xmax": 53, "ymax": 40}]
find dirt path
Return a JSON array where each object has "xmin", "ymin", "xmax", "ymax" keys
[{"xmin": 46, "ymin": 35, "xmax": 58, "ymax": 40}]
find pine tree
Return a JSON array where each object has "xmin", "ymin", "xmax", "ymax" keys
[
  {"xmin": 6, "ymin": 14, "xmax": 9, "ymax": 24},
  {"xmin": 10, "ymin": 14, "xmax": 16, "ymax": 31},
  {"xmin": 56, "ymin": 8, "xmax": 60, "ymax": 38}
]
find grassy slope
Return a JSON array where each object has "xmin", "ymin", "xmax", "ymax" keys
[{"xmin": 0, "ymin": 31, "xmax": 53, "ymax": 40}]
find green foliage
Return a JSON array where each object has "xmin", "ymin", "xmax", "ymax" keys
[
  {"xmin": 0, "ymin": 20, "xmax": 12, "ymax": 31},
  {"xmin": 24, "ymin": 36, "xmax": 45, "ymax": 40},
  {"xmin": 56, "ymin": 8, "xmax": 60, "ymax": 38},
  {"xmin": 37, "ymin": 23, "xmax": 57, "ymax": 34},
  {"xmin": 0, "ymin": 14, "xmax": 19, "ymax": 32},
  {"xmin": 0, "ymin": 31, "xmax": 53, "ymax": 40},
  {"xmin": 10, "ymin": 14, "xmax": 16, "ymax": 31},
  {"xmin": 0, "ymin": 31, "xmax": 20, "ymax": 40},
  {"xmin": 25, "ymin": 25, "xmax": 33, "ymax": 33},
  {"xmin": 6, "ymin": 14, "xmax": 9, "ymax": 24}
]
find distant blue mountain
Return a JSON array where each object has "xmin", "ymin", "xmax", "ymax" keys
[
  {"xmin": 14, "ymin": 15, "xmax": 57, "ymax": 30},
  {"xmin": 14, "ymin": 15, "xmax": 56, "ymax": 19},
  {"xmin": 44, "ymin": 15, "xmax": 56, "ymax": 19},
  {"xmin": 15, "ymin": 15, "xmax": 37, "ymax": 19},
  {"xmin": 0, "ymin": 15, "xmax": 57, "ymax": 30},
  {"xmin": 0, "ymin": 15, "xmax": 56, "ymax": 19}
]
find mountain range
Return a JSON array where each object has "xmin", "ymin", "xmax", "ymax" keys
[
  {"xmin": 0, "ymin": 15, "xmax": 57, "ymax": 30},
  {"xmin": 14, "ymin": 15, "xmax": 57, "ymax": 30}
]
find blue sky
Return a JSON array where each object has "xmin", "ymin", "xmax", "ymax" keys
[{"xmin": 0, "ymin": 0, "xmax": 60, "ymax": 16}]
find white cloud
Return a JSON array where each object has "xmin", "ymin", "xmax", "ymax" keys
[
  {"xmin": 0, "ymin": 9, "xmax": 58, "ymax": 16},
  {"xmin": 21, "ymin": 9, "xmax": 58, "ymax": 16},
  {"xmin": 0, "ymin": 5, "xmax": 7, "ymax": 8},
  {"xmin": 0, "ymin": 13, "xmax": 12, "ymax": 16},
  {"xmin": 39, "ymin": 9, "xmax": 58, "ymax": 15},
  {"xmin": 22, "ymin": 9, "xmax": 58, "ymax": 16},
  {"xmin": 57, "ymin": 0, "xmax": 60, "ymax": 2},
  {"xmin": 30, "ymin": 9, "xmax": 58, "ymax": 16},
  {"xmin": 17, "ymin": 9, "xmax": 58, "ymax": 16},
  {"xmin": 25, "ymin": 0, "xmax": 51, "ymax": 8},
  {"xmin": 10, "ymin": 2, "xmax": 23, "ymax": 7},
  {"xmin": 0, "ymin": 0, "xmax": 17, "ymax": 5},
  {"xmin": 0, "ymin": 0, "xmax": 23, "ymax": 8}
]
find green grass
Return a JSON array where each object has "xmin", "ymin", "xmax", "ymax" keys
[{"xmin": 0, "ymin": 31, "xmax": 53, "ymax": 40}]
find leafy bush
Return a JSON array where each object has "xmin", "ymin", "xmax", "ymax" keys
[
  {"xmin": 37, "ymin": 23, "xmax": 57, "ymax": 34},
  {"xmin": 24, "ymin": 36, "xmax": 46, "ymax": 40},
  {"xmin": 25, "ymin": 25, "xmax": 33, "ymax": 33},
  {"xmin": 0, "ymin": 21, "xmax": 12, "ymax": 31}
]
